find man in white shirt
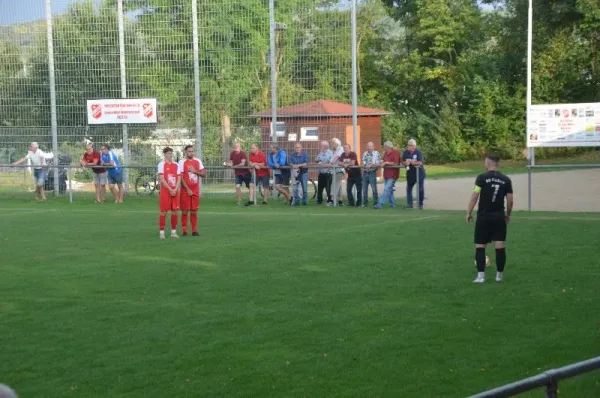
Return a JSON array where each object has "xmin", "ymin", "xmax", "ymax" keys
[
  {"xmin": 12, "ymin": 142, "xmax": 47, "ymax": 201},
  {"xmin": 329, "ymin": 137, "xmax": 345, "ymax": 206}
]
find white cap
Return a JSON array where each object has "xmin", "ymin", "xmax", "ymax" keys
[{"xmin": 408, "ymin": 139, "xmax": 417, "ymax": 146}]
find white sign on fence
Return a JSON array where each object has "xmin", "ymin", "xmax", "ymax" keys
[
  {"xmin": 86, "ymin": 98, "xmax": 157, "ymax": 124},
  {"xmin": 527, "ymin": 102, "xmax": 600, "ymax": 147}
]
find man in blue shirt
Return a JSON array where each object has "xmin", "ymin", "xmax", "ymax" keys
[
  {"xmin": 100, "ymin": 144, "xmax": 124, "ymax": 203},
  {"xmin": 267, "ymin": 144, "xmax": 291, "ymax": 202},
  {"xmin": 290, "ymin": 143, "xmax": 310, "ymax": 206},
  {"xmin": 402, "ymin": 139, "xmax": 425, "ymax": 209}
]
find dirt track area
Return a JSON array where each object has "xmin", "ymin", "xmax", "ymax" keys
[{"xmin": 392, "ymin": 169, "xmax": 600, "ymax": 212}]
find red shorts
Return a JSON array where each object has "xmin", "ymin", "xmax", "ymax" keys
[
  {"xmin": 180, "ymin": 193, "xmax": 199, "ymax": 211},
  {"xmin": 159, "ymin": 190, "xmax": 180, "ymax": 212}
]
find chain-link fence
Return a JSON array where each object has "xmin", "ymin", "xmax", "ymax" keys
[{"xmin": 0, "ymin": 0, "xmax": 363, "ymax": 198}]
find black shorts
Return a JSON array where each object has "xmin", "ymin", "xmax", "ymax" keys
[
  {"xmin": 275, "ymin": 171, "xmax": 290, "ymax": 186},
  {"xmin": 235, "ymin": 173, "xmax": 252, "ymax": 188},
  {"xmin": 254, "ymin": 175, "xmax": 270, "ymax": 188},
  {"xmin": 474, "ymin": 215, "xmax": 507, "ymax": 244}
]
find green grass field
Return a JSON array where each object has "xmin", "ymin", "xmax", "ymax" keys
[{"xmin": 1, "ymin": 197, "xmax": 599, "ymax": 397}]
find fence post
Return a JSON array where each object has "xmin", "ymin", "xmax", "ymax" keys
[
  {"xmin": 68, "ymin": 166, "xmax": 73, "ymax": 204},
  {"xmin": 252, "ymin": 167, "xmax": 257, "ymax": 206},
  {"xmin": 332, "ymin": 168, "xmax": 337, "ymax": 207},
  {"xmin": 268, "ymin": 0, "xmax": 278, "ymax": 145},
  {"xmin": 528, "ymin": 165, "xmax": 532, "ymax": 211},
  {"xmin": 192, "ymin": 0, "xmax": 203, "ymax": 158},
  {"xmin": 117, "ymin": 0, "xmax": 130, "ymax": 195},
  {"xmin": 416, "ymin": 166, "xmax": 420, "ymax": 209},
  {"xmin": 351, "ymin": 0, "xmax": 358, "ymax": 152},
  {"xmin": 545, "ymin": 379, "xmax": 558, "ymax": 398},
  {"xmin": 45, "ymin": 0, "xmax": 59, "ymax": 196}
]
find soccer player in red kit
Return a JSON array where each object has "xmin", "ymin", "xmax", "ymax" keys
[
  {"xmin": 179, "ymin": 145, "xmax": 205, "ymax": 236},
  {"xmin": 158, "ymin": 147, "xmax": 182, "ymax": 240}
]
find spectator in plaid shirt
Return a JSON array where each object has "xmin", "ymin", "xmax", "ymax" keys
[
  {"xmin": 315, "ymin": 140, "xmax": 333, "ymax": 205},
  {"xmin": 361, "ymin": 142, "xmax": 381, "ymax": 207}
]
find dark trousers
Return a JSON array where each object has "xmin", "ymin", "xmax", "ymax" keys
[
  {"xmin": 406, "ymin": 177, "xmax": 425, "ymax": 207},
  {"xmin": 346, "ymin": 175, "xmax": 362, "ymax": 206},
  {"xmin": 317, "ymin": 173, "xmax": 332, "ymax": 203}
]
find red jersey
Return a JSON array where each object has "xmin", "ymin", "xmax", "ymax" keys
[
  {"xmin": 382, "ymin": 149, "xmax": 400, "ymax": 180},
  {"xmin": 249, "ymin": 151, "xmax": 269, "ymax": 177},
  {"xmin": 230, "ymin": 150, "xmax": 248, "ymax": 176},
  {"xmin": 178, "ymin": 157, "xmax": 204, "ymax": 195},
  {"xmin": 82, "ymin": 151, "xmax": 106, "ymax": 174},
  {"xmin": 157, "ymin": 160, "xmax": 182, "ymax": 189}
]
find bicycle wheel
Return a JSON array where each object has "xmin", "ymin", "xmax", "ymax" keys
[
  {"xmin": 257, "ymin": 182, "xmax": 264, "ymax": 198},
  {"xmin": 309, "ymin": 179, "xmax": 317, "ymax": 200},
  {"xmin": 135, "ymin": 175, "xmax": 157, "ymax": 196}
]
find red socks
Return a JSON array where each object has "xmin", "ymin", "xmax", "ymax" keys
[
  {"xmin": 191, "ymin": 212, "xmax": 198, "ymax": 233},
  {"xmin": 171, "ymin": 214, "xmax": 178, "ymax": 230},
  {"xmin": 181, "ymin": 213, "xmax": 188, "ymax": 232},
  {"xmin": 159, "ymin": 215, "xmax": 166, "ymax": 231}
]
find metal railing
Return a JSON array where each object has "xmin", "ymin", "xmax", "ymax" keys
[
  {"xmin": 469, "ymin": 356, "xmax": 600, "ymax": 398},
  {"xmin": 0, "ymin": 163, "xmax": 425, "ymax": 207}
]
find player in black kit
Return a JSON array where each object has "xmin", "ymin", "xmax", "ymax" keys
[{"xmin": 466, "ymin": 153, "xmax": 514, "ymax": 283}]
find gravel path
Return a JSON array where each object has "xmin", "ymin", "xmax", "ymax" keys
[{"xmin": 392, "ymin": 169, "xmax": 600, "ymax": 212}]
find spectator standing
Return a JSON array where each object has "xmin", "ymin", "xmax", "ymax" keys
[
  {"xmin": 12, "ymin": 142, "xmax": 47, "ymax": 201},
  {"xmin": 267, "ymin": 144, "xmax": 291, "ymax": 202},
  {"xmin": 81, "ymin": 144, "xmax": 107, "ymax": 203},
  {"xmin": 362, "ymin": 141, "xmax": 381, "ymax": 207},
  {"xmin": 228, "ymin": 142, "xmax": 251, "ymax": 206},
  {"xmin": 100, "ymin": 145, "xmax": 124, "ymax": 203},
  {"xmin": 339, "ymin": 144, "xmax": 362, "ymax": 207},
  {"xmin": 248, "ymin": 144, "xmax": 270, "ymax": 205},
  {"xmin": 402, "ymin": 139, "xmax": 426, "ymax": 209},
  {"xmin": 374, "ymin": 141, "xmax": 400, "ymax": 209},
  {"xmin": 315, "ymin": 141, "xmax": 333, "ymax": 205},
  {"xmin": 329, "ymin": 138, "xmax": 345, "ymax": 206},
  {"xmin": 290, "ymin": 143, "xmax": 310, "ymax": 206}
]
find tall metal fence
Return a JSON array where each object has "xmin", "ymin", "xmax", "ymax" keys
[{"xmin": 0, "ymin": 0, "xmax": 359, "ymax": 195}]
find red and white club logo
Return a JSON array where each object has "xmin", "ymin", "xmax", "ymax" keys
[
  {"xmin": 91, "ymin": 104, "xmax": 102, "ymax": 119},
  {"xmin": 143, "ymin": 103, "xmax": 154, "ymax": 119}
]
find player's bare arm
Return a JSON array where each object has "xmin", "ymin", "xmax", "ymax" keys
[
  {"xmin": 175, "ymin": 175, "xmax": 182, "ymax": 195},
  {"xmin": 12, "ymin": 157, "xmax": 26, "ymax": 165},
  {"xmin": 181, "ymin": 176, "xmax": 192, "ymax": 196},
  {"xmin": 466, "ymin": 191, "xmax": 480, "ymax": 223},
  {"xmin": 506, "ymin": 193, "xmax": 514, "ymax": 223},
  {"xmin": 159, "ymin": 174, "xmax": 172, "ymax": 194}
]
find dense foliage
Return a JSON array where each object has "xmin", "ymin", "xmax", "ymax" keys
[{"xmin": 0, "ymin": 0, "xmax": 598, "ymax": 163}]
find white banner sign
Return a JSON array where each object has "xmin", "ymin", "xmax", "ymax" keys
[
  {"xmin": 527, "ymin": 102, "xmax": 600, "ymax": 147},
  {"xmin": 87, "ymin": 98, "xmax": 157, "ymax": 124}
]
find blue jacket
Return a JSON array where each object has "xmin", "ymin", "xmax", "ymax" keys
[{"xmin": 267, "ymin": 149, "xmax": 287, "ymax": 174}]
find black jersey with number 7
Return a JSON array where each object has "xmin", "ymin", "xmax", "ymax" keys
[{"xmin": 474, "ymin": 170, "xmax": 513, "ymax": 216}]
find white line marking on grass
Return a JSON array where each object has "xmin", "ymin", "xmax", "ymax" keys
[
  {"xmin": 0, "ymin": 207, "xmax": 445, "ymax": 220},
  {"xmin": 515, "ymin": 216, "xmax": 600, "ymax": 221}
]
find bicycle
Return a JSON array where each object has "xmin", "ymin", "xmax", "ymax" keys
[
  {"xmin": 257, "ymin": 177, "xmax": 317, "ymax": 200},
  {"xmin": 135, "ymin": 166, "xmax": 159, "ymax": 196}
]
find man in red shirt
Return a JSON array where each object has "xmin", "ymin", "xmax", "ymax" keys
[
  {"xmin": 338, "ymin": 144, "xmax": 362, "ymax": 207},
  {"xmin": 248, "ymin": 143, "xmax": 270, "ymax": 205},
  {"xmin": 81, "ymin": 144, "xmax": 107, "ymax": 203},
  {"xmin": 228, "ymin": 142, "xmax": 251, "ymax": 205},
  {"xmin": 374, "ymin": 141, "xmax": 400, "ymax": 209},
  {"xmin": 158, "ymin": 147, "xmax": 182, "ymax": 240},
  {"xmin": 179, "ymin": 144, "xmax": 205, "ymax": 236}
]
